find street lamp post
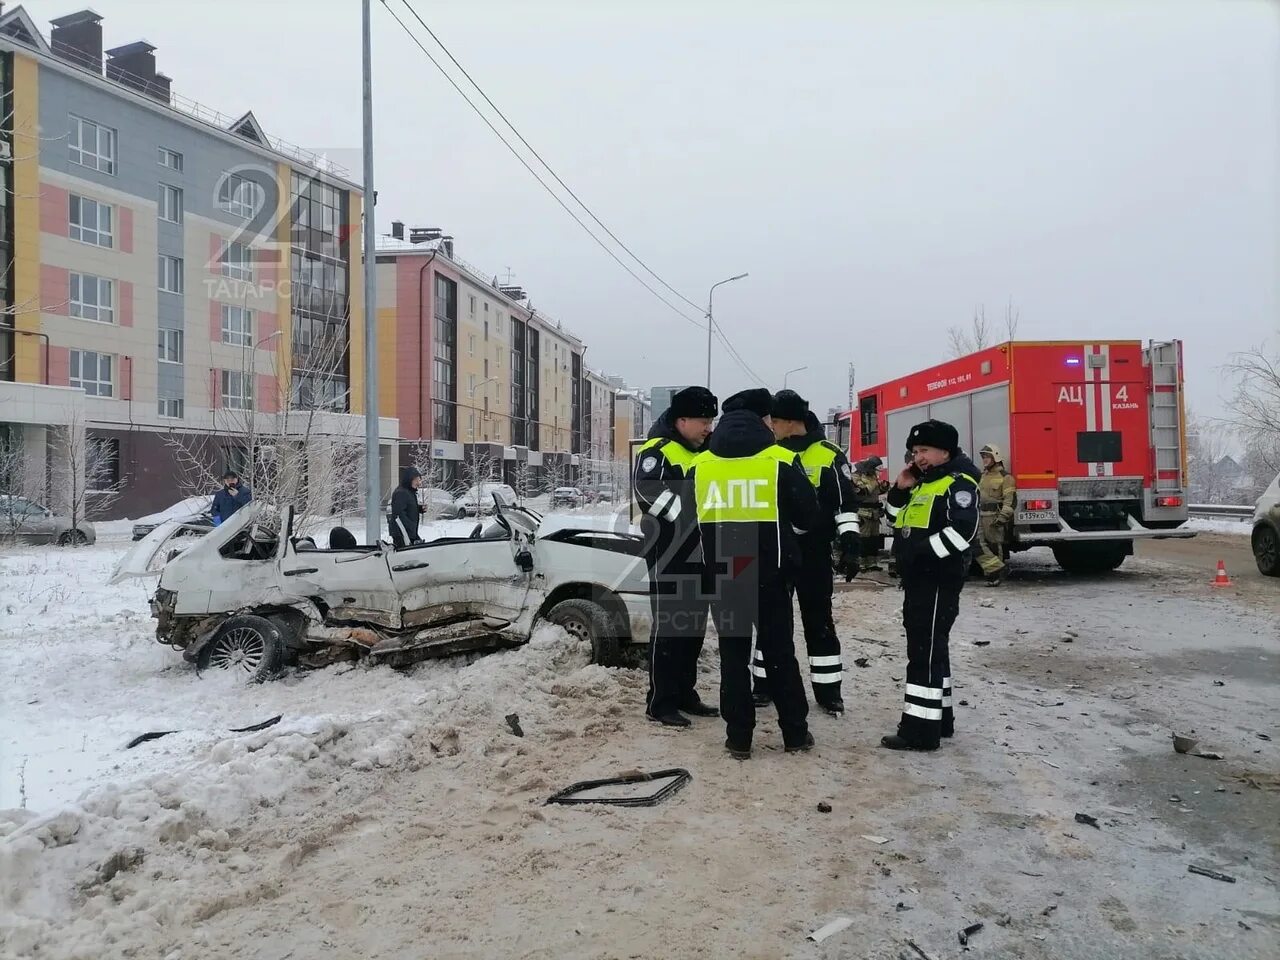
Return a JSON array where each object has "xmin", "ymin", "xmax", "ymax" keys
[
  {"xmin": 360, "ymin": 0, "xmax": 380, "ymax": 546},
  {"xmin": 468, "ymin": 376, "xmax": 499, "ymax": 442},
  {"xmin": 782, "ymin": 365, "xmax": 808, "ymax": 389},
  {"xmin": 706, "ymin": 272, "xmax": 748, "ymax": 390}
]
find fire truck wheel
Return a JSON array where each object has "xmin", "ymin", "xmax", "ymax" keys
[{"xmin": 1052, "ymin": 543, "xmax": 1128, "ymax": 576}]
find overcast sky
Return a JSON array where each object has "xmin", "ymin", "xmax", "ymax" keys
[{"xmin": 34, "ymin": 0, "xmax": 1280, "ymax": 419}]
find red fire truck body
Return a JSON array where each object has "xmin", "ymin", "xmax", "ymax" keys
[{"xmin": 844, "ymin": 340, "xmax": 1194, "ymax": 573}]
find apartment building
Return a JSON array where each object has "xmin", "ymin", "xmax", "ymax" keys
[{"xmin": 0, "ymin": 7, "xmax": 396, "ymax": 519}]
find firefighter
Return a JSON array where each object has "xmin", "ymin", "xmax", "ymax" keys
[
  {"xmin": 680, "ymin": 387, "xmax": 819, "ymax": 759},
  {"xmin": 752, "ymin": 391, "xmax": 859, "ymax": 716},
  {"xmin": 881, "ymin": 419, "xmax": 980, "ymax": 751},
  {"xmin": 634, "ymin": 386, "xmax": 720, "ymax": 727},
  {"xmin": 852, "ymin": 457, "xmax": 890, "ymax": 571},
  {"xmin": 975, "ymin": 443, "xmax": 1015, "ymax": 585}
]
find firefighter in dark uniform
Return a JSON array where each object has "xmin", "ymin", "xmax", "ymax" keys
[
  {"xmin": 680, "ymin": 388, "xmax": 819, "ymax": 759},
  {"xmin": 633, "ymin": 386, "xmax": 719, "ymax": 727},
  {"xmin": 881, "ymin": 419, "xmax": 980, "ymax": 751},
  {"xmin": 852, "ymin": 456, "xmax": 889, "ymax": 571},
  {"xmin": 752, "ymin": 391, "xmax": 860, "ymax": 716}
]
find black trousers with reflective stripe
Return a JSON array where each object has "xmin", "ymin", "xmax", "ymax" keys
[
  {"xmin": 898, "ymin": 564, "xmax": 963, "ymax": 745},
  {"xmin": 645, "ymin": 561, "xmax": 709, "ymax": 718},
  {"xmin": 753, "ymin": 545, "xmax": 842, "ymax": 704},
  {"xmin": 715, "ymin": 576, "xmax": 809, "ymax": 748}
]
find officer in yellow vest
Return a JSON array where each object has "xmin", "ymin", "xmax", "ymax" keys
[
  {"xmin": 633, "ymin": 386, "xmax": 719, "ymax": 727},
  {"xmin": 756, "ymin": 391, "xmax": 861, "ymax": 716},
  {"xmin": 881, "ymin": 419, "xmax": 980, "ymax": 751},
  {"xmin": 680, "ymin": 388, "xmax": 819, "ymax": 759},
  {"xmin": 975, "ymin": 443, "xmax": 1015, "ymax": 585}
]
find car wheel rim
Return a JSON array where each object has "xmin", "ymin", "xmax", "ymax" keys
[
  {"xmin": 1262, "ymin": 533, "xmax": 1279, "ymax": 566},
  {"xmin": 209, "ymin": 627, "xmax": 266, "ymax": 673},
  {"xmin": 561, "ymin": 618, "xmax": 590, "ymax": 644}
]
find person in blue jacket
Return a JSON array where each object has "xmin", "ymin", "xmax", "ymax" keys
[{"xmin": 211, "ymin": 470, "xmax": 252, "ymax": 526}]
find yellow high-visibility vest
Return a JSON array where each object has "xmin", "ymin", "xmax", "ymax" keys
[
  {"xmin": 894, "ymin": 473, "xmax": 977, "ymax": 530},
  {"xmin": 694, "ymin": 452, "xmax": 781, "ymax": 524}
]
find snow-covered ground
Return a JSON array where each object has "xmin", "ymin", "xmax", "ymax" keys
[
  {"xmin": 2, "ymin": 534, "xmax": 1277, "ymax": 959},
  {"xmin": 1185, "ymin": 516, "xmax": 1254, "ymax": 536}
]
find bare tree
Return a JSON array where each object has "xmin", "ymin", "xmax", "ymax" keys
[
  {"xmin": 511, "ymin": 456, "xmax": 534, "ymax": 506},
  {"xmin": 1185, "ymin": 410, "xmax": 1234, "ymax": 504},
  {"xmin": 1223, "ymin": 344, "xmax": 1280, "ymax": 462},
  {"xmin": 459, "ymin": 445, "xmax": 499, "ymax": 513},
  {"xmin": 946, "ymin": 300, "xmax": 1020, "ymax": 358},
  {"xmin": 0, "ymin": 436, "xmax": 40, "ymax": 543},
  {"xmin": 50, "ymin": 408, "xmax": 120, "ymax": 542}
]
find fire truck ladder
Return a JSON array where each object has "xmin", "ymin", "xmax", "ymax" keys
[{"xmin": 1147, "ymin": 340, "xmax": 1184, "ymax": 493}]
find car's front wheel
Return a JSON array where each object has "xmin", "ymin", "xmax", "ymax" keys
[
  {"xmin": 57, "ymin": 529, "xmax": 89, "ymax": 547},
  {"xmin": 547, "ymin": 598, "xmax": 625, "ymax": 667},
  {"xmin": 198, "ymin": 614, "xmax": 287, "ymax": 682},
  {"xmin": 1254, "ymin": 525, "xmax": 1280, "ymax": 577}
]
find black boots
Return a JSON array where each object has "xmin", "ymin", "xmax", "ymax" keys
[
  {"xmin": 647, "ymin": 711, "xmax": 691, "ymax": 728},
  {"xmin": 880, "ymin": 733, "xmax": 938, "ymax": 752},
  {"xmin": 679, "ymin": 697, "xmax": 720, "ymax": 718},
  {"xmin": 817, "ymin": 697, "xmax": 844, "ymax": 717}
]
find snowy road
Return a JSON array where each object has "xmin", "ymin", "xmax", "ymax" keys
[{"xmin": 2, "ymin": 536, "xmax": 1278, "ymax": 959}]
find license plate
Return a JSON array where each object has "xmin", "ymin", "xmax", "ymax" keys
[{"xmin": 1016, "ymin": 511, "xmax": 1056, "ymax": 522}]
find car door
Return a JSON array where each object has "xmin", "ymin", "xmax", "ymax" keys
[
  {"xmin": 386, "ymin": 522, "xmax": 530, "ymax": 629},
  {"xmin": 278, "ymin": 535, "xmax": 401, "ymax": 629},
  {"xmin": 21, "ymin": 499, "xmax": 56, "ymax": 543}
]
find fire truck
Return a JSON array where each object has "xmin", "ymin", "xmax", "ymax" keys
[{"xmin": 841, "ymin": 340, "xmax": 1195, "ymax": 574}]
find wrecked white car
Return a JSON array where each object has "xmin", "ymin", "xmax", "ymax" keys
[{"xmin": 112, "ymin": 501, "xmax": 652, "ymax": 681}]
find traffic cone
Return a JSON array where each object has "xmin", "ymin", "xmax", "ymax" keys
[{"xmin": 1210, "ymin": 560, "xmax": 1233, "ymax": 587}]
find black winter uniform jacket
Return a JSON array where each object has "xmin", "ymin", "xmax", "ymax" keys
[
  {"xmin": 388, "ymin": 468, "xmax": 422, "ymax": 547},
  {"xmin": 777, "ymin": 412, "xmax": 860, "ymax": 546},
  {"xmin": 885, "ymin": 452, "xmax": 981, "ymax": 578},
  {"xmin": 632, "ymin": 411, "xmax": 703, "ymax": 574},
  {"xmin": 680, "ymin": 410, "xmax": 820, "ymax": 586}
]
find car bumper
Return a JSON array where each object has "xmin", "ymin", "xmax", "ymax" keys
[{"xmin": 619, "ymin": 592, "xmax": 652, "ymax": 646}]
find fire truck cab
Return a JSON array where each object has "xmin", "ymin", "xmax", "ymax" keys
[{"xmin": 846, "ymin": 340, "xmax": 1195, "ymax": 574}]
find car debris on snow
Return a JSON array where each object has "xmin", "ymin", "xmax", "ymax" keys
[
  {"xmin": 861, "ymin": 834, "xmax": 893, "ymax": 845},
  {"xmin": 1187, "ymin": 865, "xmax": 1236, "ymax": 883},
  {"xmin": 505, "ymin": 713, "xmax": 524, "ymax": 737},
  {"xmin": 1074, "ymin": 812, "xmax": 1100, "ymax": 829},
  {"xmin": 817, "ymin": 802, "xmax": 833, "ymax": 813},
  {"xmin": 807, "ymin": 916, "xmax": 854, "ymax": 943},
  {"xmin": 958, "ymin": 921, "xmax": 984, "ymax": 946}
]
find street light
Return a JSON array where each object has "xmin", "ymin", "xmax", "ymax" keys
[
  {"xmin": 706, "ymin": 272, "xmax": 748, "ymax": 390},
  {"xmin": 468, "ymin": 376, "xmax": 499, "ymax": 441},
  {"xmin": 782, "ymin": 365, "xmax": 808, "ymax": 389}
]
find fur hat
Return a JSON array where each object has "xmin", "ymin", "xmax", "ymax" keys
[
  {"xmin": 771, "ymin": 389, "xmax": 809, "ymax": 422},
  {"xmin": 722, "ymin": 388, "xmax": 773, "ymax": 419},
  {"xmin": 906, "ymin": 419, "xmax": 959, "ymax": 454},
  {"xmin": 669, "ymin": 386, "xmax": 719, "ymax": 420}
]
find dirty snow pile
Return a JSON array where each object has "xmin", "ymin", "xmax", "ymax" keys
[
  {"xmin": 1, "ymin": 611, "xmax": 610, "ymax": 958},
  {"xmin": 1185, "ymin": 516, "xmax": 1253, "ymax": 536}
]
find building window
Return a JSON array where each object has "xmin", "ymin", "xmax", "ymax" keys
[
  {"xmin": 221, "ymin": 370, "xmax": 253, "ymax": 410},
  {"xmin": 432, "ymin": 274, "xmax": 458, "ymax": 441},
  {"xmin": 469, "ymin": 295, "xmax": 476, "ymax": 317},
  {"xmin": 158, "ymin": 396, "xmax": 184, "ymax": 419},
  {"xmin": 158, "ymin": 147, "xmax": 183, "ymax": 171},
  {"xmin": 221, "ymin": 305, "xmax": 253, "ymax": 346},
  {"xmin": 158, "ymin": 328, "xmax": 184, "ymax": 364},
  {"xmin": 158, "ymin": 255, "xmax": 184, "ymax": 294},
  {"xmin": 219, "ymin": 174, "xmax": 262, "ymax": 219},
  {"xmin": 69, "ymin": 273, "xmax": 114, "ymax": 324},
  {"xmin": 68, "ymin": 115, "xmax": 116, "ymax": 174},
  {"xmin": 158, "ymin": 183, "xmax": 183, "ymax": 224},
  {"xmin": 484, "ymin": 320, "xmax": 489, "ymax": 341},
  {"xmin": 495, "ymin": 314, "xmax": 503, "ymax": 336},
  {"xmin": 467, "ymin": 333, "xmax": 475, "ymax": 358},
  {"xmin": 69, "ymin": 195, "xmax": 113, "ymax": 247},
  {"xmin": 484, "ymin": 358, "xmax": 489, "ymax": 378},
  {"xmin": 220, "ymin": 240, "xmax": 253, "ymax": 281},
  {"xmin": 69, "ymin": 349, "xmax": 113, "ymax": 397},
  {"xmin": 859, "ymin": 393, "xmax": 879, "ymax": 446}
]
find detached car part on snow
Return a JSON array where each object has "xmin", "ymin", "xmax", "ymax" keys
[{"xmin": 113, "ymin": 500, "xmax": 653, "ymax": 680}]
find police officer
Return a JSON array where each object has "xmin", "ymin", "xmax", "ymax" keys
[
  {"xmin": 754, "ymin": 390, "xmax": 860, "ymax": 716},
  {"xmin": 881, "ymin": 419, "xmax": 980, "ymax": 751},
  {"xmin": 975, "ymin": 443, "xmax": 1015, "ymax": 586},
  {"xmin": 634, "ymin": 386, "xmax": 719, "ymax": 727},
  {"xmin": 852, "ymin": 457, "xmax": 889, "ymax": 571},
  {"xmin": 680, "ymin": 388, "xmax": 818, "ymax": 759}
]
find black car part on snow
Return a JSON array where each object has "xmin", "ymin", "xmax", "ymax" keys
[{"xmin": 545, "ymin": 768, "xmax": 692, "ymax": 807}]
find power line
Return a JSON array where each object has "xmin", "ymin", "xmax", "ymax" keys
[
  {"xmin": 379, "ymin": 0, "xmax": 770, "ymax": 388},
  {"xmin": 396, "ymin": 0, "xmax": 706, "ymax": 317},
  {"xmin": 378, "ymin": 0, "xmax": 705, "ymax": 331}
]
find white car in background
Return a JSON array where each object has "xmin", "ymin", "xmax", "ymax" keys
[
  {"xmin": 1252, "ymin": 472, "xmax": 1280, "ymax": 577},
  {"xmin": 131, "ymin": 495, "xmax": 215, "ymax": 540},
  {"xmin": 454, "ymin": 482, "xmax": 517, "ymax": 517},
  {"xmin": 112, "ymin": 501, "xmax": 651, "ymax": 681}
]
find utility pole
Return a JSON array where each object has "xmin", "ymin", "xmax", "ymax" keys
[
  {"xmin": 361, "ymin": 0, "xmax": 380, "ymax": 545},
  {"xmin": 706, "ymin": 272, "xmax": 748, "ymax": 390}
]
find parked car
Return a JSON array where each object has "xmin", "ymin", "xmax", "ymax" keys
[
  {"xmin": 585, "ymin": 484, "xmax": 618, "ymax": 504},
  {"xmin": 0, "ymin": 495, "xmax": 96, "ymax": 545},
  {"xmin": 455, "ymin": 482, "xmax": 517, "ymax": 517},
  {"xmin": 420, "ymin": 487, "xmax": 464, "ymax": 519},
  {"xmin": 551, "ymin": 486, "xmax": 585, "ymax": 509},
  {"xmin": 1251, "ymin": 472, "xmax": 1280, "ymax": 577},
  {"xmin": 131, "ymin": 495, "xmax": 215, "ymax": 541},
  {"xmin": 111, "ymin": 501, "xmax": 651, "ymax": 680}
]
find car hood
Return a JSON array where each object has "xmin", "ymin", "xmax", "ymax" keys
[
  {"xmin": 110, "ymin": 501, "xmax": 268, "ymax": 585},
  {"xmin": 131, "ymin": 495, "xmax": 214, "ymax": 527},
  {"xmin": 537, "ymin": 512, "xmax": 639, "ymax": 539}
]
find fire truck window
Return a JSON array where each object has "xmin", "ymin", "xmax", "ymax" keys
[
  {"xmin": 1077, "ymin": 431, "xmax": 1122, "ymax": 463},
  {"xmin": 860, "ymin": 395, "xmax": 879, "ymax": 446}
]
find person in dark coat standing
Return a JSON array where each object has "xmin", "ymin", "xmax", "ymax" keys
[
  {"xmin": 211, "ymin": 470, "xmax": 252, "ymax": 525},
  {"xmin": 755, "ymin": 392, "xmax": 861, "ymax": 716},
  {"xmin": 633, "ymin": 386, "xmax": 719, "ymax": 727},
  {"xmin": 680, "ymin": 387, "xmax": 819, "ymax": 759},
  {"xmin": 388, "ymin": 466, "xmax": 423, "ymax": 548},
  {"xmin": 881, "ymin": 419, "xmax": 980, "ymax": 751}
]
